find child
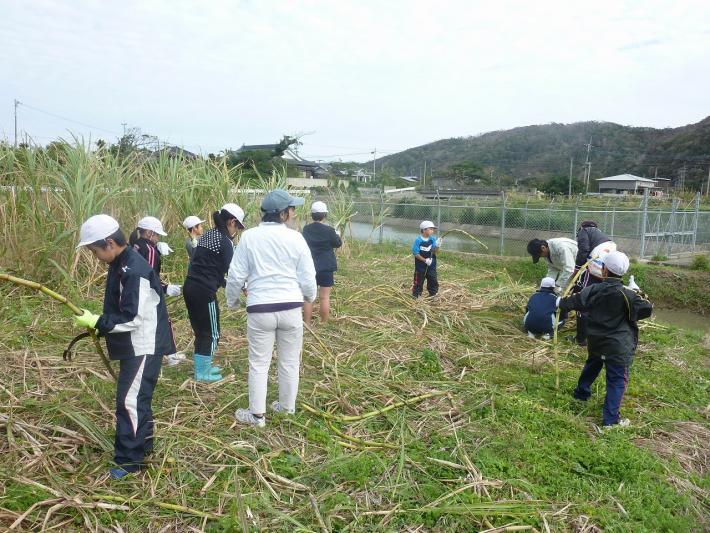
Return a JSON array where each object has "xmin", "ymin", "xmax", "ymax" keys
[
  {"xmin": 524, "ymin": 277, "xmax": 567, "ymax": 340},
  {"xmin": 183, "ymin": 204, "xmax": 245, "ymax": 382},
  {"xmin": 302, "ymin": 201, "xmax": 342, "ymax": 323},
  {"xmin": 129, "ymin": 216, "xmax": 183, "ymax": 366},
  {"xmin": 182, "ymin": 215, "xmax": 205, "ymax": 264},
  {"xmin": 412, "ymin": 220, "xmax": 440, "ymax": 298},
  {"xmin": 75, "ymin": 214, "xmax": 173, "ymax": 479},
  {"xmin": 557, "ymin": 251, "xmax": 653, "ymax": 428}
]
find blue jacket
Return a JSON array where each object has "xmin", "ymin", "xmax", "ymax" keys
[
  {"xmin": 524, "ymin": 288, "xmax": 563, "ymax": 334},
  {"xmin": 96, "ymin": 247, "xmax": 174, "ymax": 360}
]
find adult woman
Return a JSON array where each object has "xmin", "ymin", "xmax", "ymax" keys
[
  {"xmin": 226, "ymin": 189, "xmax": 316, "ymax": 427},
  {"xmin": 183, "ymin": 203, "xmax": 245, "ymax": 382}
]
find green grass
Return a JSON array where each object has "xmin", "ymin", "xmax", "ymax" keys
[{"xmin": 0, "ymin": 241, "xmax": 708, "ymax": 531}]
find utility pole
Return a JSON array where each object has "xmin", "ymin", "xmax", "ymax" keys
[
  {"xmin": 678, "ymin": 164, "xmax": 686, "ymax": 192},
  {"xmin": 13, "ymin": 99, "xmax": 20, "ymax": 148},
  {"xmin": 705, "ymin": 166, "xmax": 710, "ymax": 196},
  {"xmin": 583, "ymin": 137, "xmax": 592, "ymax": 194},
  {"xmin": 423, "ymin": 159, "xmax": 427, "ymax": 189},
  {"xmin": 121, "ymin": 122, "xmax": 127, "ymax": 137},
  {"xmin": 568, "ymin": 156, "xmax": 574, "ymax": 198}
]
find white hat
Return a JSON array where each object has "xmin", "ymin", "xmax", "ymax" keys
[
  {"xmin": 311, "ymin": 201, "xmax": 328, "ymax": 214},
  {"xmin": 137, "ymin": 216, "xmax": 167, "ymax": 236},
  {"xmin": 420, "ymin": 220, "xmax": 437, "ymax": 231},
  {"xmin": 540, "ymin": 277, "xmax": 556, "ymax": 288},
  {"xmin": 221, "ymin": 203, "xmax": 245, "ymax": 225},
  {"xmin": 77, "ymin": 214, "xmax": 120, "ymax": 248},
  {"xmin": 603, "ymin": 251, "xmax": 630, "ymax": 276},
  {"xmin": 182, "ymin": 215, "xmax": 205, "ymax": 230}
]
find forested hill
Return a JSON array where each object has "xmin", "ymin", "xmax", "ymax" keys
[{"xmin": 376, "ymin": 117, "xmax": 710, "ymax": 189}]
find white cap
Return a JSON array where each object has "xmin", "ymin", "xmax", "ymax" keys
[
  {"xmin": 604, "ymin": 251, "xmax": 630, "ymax": 276},
  {"xmin": 221, "ymin": 203, "xmax": 245, "ymax": 225},
  {"xmin": 137, "ymin": 216, "xmax": 167, "ymax": 236},
  {"xmin": 182, "ymin": 215, "xmax": 205, "ymax": 230},
  {"xmin": 540, "ymin": 277, "xmax": 556, "ymax": 288},
  {"xmin": 420, "ymin": 220, "xmax": 437, "ymax": 231},
  {"xmin": 77, "ymin": 214, "xmax": 120, "ymax": 248},
  {"xmin": 311, "ymin": 201, "xmax": 328, "ymax": 213}
]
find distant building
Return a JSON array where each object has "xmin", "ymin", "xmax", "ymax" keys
[
  {"xmin": 399, "ymin": 176, "xmax": 420, "ymax": 183},
  {"xmin": 352, "ymin": 169, "xmax": 373, "ymax": 183},
  {"xmin": 596, "ymin": 174, "xmax": 657, "ymax": 194},
  {"xmin": 151, "ymin": 146, "xmax": 198, "ymax": 160}
]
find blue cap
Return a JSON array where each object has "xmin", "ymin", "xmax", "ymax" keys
[{"xmin": 260, "ymin": 189, "xmax": 305, "ymax": 212}]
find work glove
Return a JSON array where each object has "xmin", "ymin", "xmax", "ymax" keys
[
  {"xmin": 156, "ymin": 242, "xmax": 173, "ymax": 256},
  {"xmin": 166, "ymin": 284, "xmax": 182, "ymax": 297},
  {"xmin": 425, "ymin": 258, "xmax": 433, "ymax": 266},
  {"xmin": 74, "ymin": 309, "xmax": 100, "ymax": 329},
  {"xmin": 555, "ymin": 297, "xmax": 561, "ymax": 308}
]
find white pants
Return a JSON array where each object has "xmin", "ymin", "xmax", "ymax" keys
[{"xmin": 246, "ymin": 308, "xmax": 303, "ymax": 414}]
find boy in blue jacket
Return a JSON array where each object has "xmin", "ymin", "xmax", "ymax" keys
[
  {"xmin": 75, "ymin": 214, "xmax": 173, "ymax": 479},
  {"xmin": 412, "ymin": 220, "xmax": 440, "ymax": 298},
  {"xmin": 524, "ymin": 277, "xmax": 567, "ymax": 339}
]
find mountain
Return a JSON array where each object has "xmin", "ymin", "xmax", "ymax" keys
[{"xmin": 375, "ymin": 117, "xmax": 710, "ymax": 190}]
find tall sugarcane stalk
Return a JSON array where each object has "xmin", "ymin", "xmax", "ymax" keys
[{"xmin": 0, "ymin": 273, "xmax": 117, "ymax": 381}]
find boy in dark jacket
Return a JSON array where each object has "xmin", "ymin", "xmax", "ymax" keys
[
  {"xmin": 75, "ymin": 215, "xmax": 173, "ymax": 478},
  {"xmin": 524, "ymin": 277, "xmax": 567, "ymax": 339},
  {"xmin": 303, "ymin": 201, "xmax": 342, "ymax": 323},
  {"xmin": 412, "ymin": 220, "xmax": 440, "ymax": 298},
  {"xmin": 557, "ymin": 251, "xmax": 653, "ymax": 428}
]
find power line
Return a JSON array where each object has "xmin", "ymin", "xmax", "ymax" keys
[{"xmin": 17, "ymin": 101, "xmax": 121, "ymax": 136}]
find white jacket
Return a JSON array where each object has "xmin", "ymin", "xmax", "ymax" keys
[
  {"xmin": 546, "ymin": 237, "xmax": 578, "ymax": 290},
  {"xmin": 226, "ymin": 223, "xmax": 317, "ymax": 308}
]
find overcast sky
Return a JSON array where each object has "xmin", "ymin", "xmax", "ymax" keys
[{"xmin": 1, "ymin": 1, "xmax": 708, "ymax": 162}]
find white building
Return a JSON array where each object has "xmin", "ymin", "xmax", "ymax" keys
[{"xmin": 596, "ymin": 174, "xmax": 657, "ymax": 195}]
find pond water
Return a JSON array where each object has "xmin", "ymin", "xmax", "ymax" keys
[
  {"xmin": 347, "ymin": 221, "xmax": 529, "ymax": 256},
  {"xmin": 652, "ymin": 308, "xmax": 709, "ymax": 333}
]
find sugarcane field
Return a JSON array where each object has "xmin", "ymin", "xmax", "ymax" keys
[{"xmin": 3, "ymin": 4, "xmax": 710, "ymax": 532}]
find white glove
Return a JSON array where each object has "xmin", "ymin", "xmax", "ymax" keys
[
  {"xmin": 425, "ymin": 258, "xmax": 433, "ymax": 266},
  {"xmin": 555, "ymin": 296, "xmax": 561, "ymax": 308},
  {"xmin": 626, "ymin": 275, "xmax": 640, "ymax": 291},
  {"xmin": 157, "ymin": 242, "xmax": 173, "ymax": 256},
  {"xmin": 166, "ymin": 284, "xmax": 181, "ymax": 297}
]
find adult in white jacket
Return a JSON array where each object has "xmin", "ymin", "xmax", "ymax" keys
[
  {"xmin": 527, "ymin": 237, "xmax": 579, "ymax": 292},
  {"xmin": 226, "ymin": 189, "xmax": 317, "ymax": 427}
]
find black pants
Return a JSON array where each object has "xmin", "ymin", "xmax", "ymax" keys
[
  {"xmin": 115, "ymin": 354, "xmax": 162, "ymax": 470},
  {"xmin": 412, "ymin": 268, "xmax": 439, "ymax": 297},
  {"xmin": 183, "ymin": 282, "xmax": 220, "ymax": 356}
]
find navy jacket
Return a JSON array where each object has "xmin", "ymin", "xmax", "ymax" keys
[
  {"xmin": 184, "ymin": 228, "xmax": 234, "ymax": 296},
  {"xmin": 133, "ymin": 237, "xmax": 167, "ymax": 292},
  {"xmin": 559, "ymin": 277, "xmax": 653, "ymax": 365},
  {"xmin": 95, "ymin": 247, "xmax": 174, "ymax": 360},
  {"xmin": 524, "ymin": 288, "xmax": 563, "ymax": 334},
  {"xmin": 303, "ymin": 222, "xmax": 342, "ymax": 273},
  {"xmin": 575, "ymin": 226, "xmax": 611, "ymax": 267}
]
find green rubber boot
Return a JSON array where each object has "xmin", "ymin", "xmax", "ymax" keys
[{"xmin": 193, "ymin": 354, "xmax": 223, "ymax": 382}]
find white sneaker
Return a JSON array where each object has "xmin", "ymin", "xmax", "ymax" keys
[
  {"xmin": 600, "ymin": 418, "xmax": 631, "ymax": 432},
  {"xmin": 271, "ymin": 401, "xmax": 295, "ymax": 415},
  {"xmin": 234, "ymin": 408, "xmax": 266, "ymax": 427},
  {"xmin": 542, "ymin": 334, "xmax": 551, "ymax": 341},
  {"xmin": 527, "ymin": 331, "xmax": 536, "ymax": 339},
  {"xmin": 165, "ymin": 353, "xmax": 185, "ymax": 367}
]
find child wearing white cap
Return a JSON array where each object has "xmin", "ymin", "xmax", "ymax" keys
[
  {"xmin": 74, "ymin": 214, "xmax": 173, "ymax": 479},
  {"xmin": 183, "ymin": 203, "xmax": 245, "ymax": 382},
  {"xmin": 412, "ymin": 220, "xmax": 440, "ymax": 298},
  {"xmin": 182, "ymin": 215, "xmax": 206, "ymax": 264},
  {"xmin": 557, "ymin": 251, "xmax": 653, "ymax": 428},
  {"xmin": 523, "ymin": 277, "xmax": 567, "ymax": 340},
  {"xmin": 302, "ymin": 201, "xmax": 342, "ymax": 323}
]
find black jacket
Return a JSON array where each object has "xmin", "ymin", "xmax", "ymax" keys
[
  {"xmin": 184, "ymin": 228, "xmax": 234, "ymax": 295},
  {"xmin": 559, "ymin": 277, "xmax": 653, "ymax": 365},
  {"xmin": 96, "ymin": 247, "xmax": 174, "ymax": 360},
  {"xmin": 132, "ymin": 237, "xmax": 167, "ymax": 292},
  {"xmin": 302, "ymin": 222, "xmax": 342, "ymax": 273},
  {"xmin": 575, "ymin": 226, "xmax": 611, "ymax": 267}
]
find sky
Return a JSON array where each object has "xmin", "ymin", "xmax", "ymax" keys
[{"xmin": 1, "ymin": 0, "xmax": 708, "ymax": 162}]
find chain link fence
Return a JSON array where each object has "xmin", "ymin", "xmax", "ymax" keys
[{"xmin": 339, "ymin": 192, "xmax": 708, "ymax": 259}]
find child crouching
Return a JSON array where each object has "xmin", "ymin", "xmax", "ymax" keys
[{"xmin": 524, "ymin": 277, "xmax": 567, "ymax": 340}]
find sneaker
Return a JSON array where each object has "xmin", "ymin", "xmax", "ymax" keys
[
  {"xmin": 271, "ymin": 401, "xmax": 295, "ymax": 415},
  {"xmin": 601, "ymin": 418, "xmax": 631, "ymax": 431},
  {"xmin": 527, "ymin": 331, "xmax": 536, "ymax": 339},
  {"xmin": 165, "ymin": 352, "xmax": 185, "ymax": 366},
  {"xmin": 541, "ymin": 334, "xmax": 551, "ymax": 341},
  {"xmin": 234, "ymin": 408, "xmax": 266, "ymax": 427}
]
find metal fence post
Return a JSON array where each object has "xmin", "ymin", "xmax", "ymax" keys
[
  {"xmin": 500, "ymin": 192, "xmax": 506, "ymax": 255},
  {"xmin": 523, "ymin": 197, "xmax": 529, "ymax": 230},
  {"xmin": 573, "ymin": 196, "xmax": 580, "ymax": 237},
  {"xmin": 668, "ymin": 197, "xmax": 677, "ymax": 256},
  {"xmin": 639, "ymin": 188, "xmax": 649, "ymax": 259},
  {"xmin": 691, "ymin": 192, "xmax": 700, "ymax": 251},
  {"xmin": 610, "ymin": 205, "xmax": 616, "ymax": 241},
  {"xmin": 547, "ymin": 198, "xmax": 553, "ymax": 231},
  {"xmin": 436, "ymin": 190, "xmax": 441, "ymax": 232},
  {"xmin": 378, "ymin": 191, "xmax": 384, "ymax": 244}
]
